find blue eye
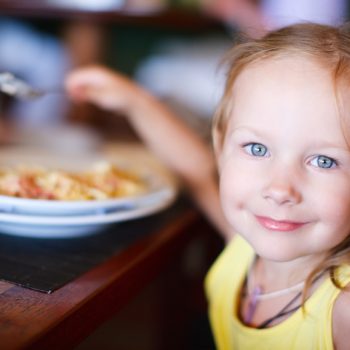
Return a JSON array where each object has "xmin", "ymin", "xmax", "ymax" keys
[
  {"xmin": 244, "ymin": 143, "xmax": 269, "ymax": 157},
  {"xmin": 310, "ymin": 155, "xmax": 337, "ymax": 169}
]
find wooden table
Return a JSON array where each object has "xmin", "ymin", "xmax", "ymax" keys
[{"xmin": 0, "ymin": 202, "xmax": 219, "ymax": 349}]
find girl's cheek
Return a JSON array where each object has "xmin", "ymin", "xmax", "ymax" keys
[
  {"xmin": 308, "ymin": 176, "xmax": 350, "ymax": 224},
  {"xmin": 320, "ymin": 193, "xmax": 350, "ymax": 223},
  {"xmin": 220, "ymin": 164, "xmax": 246, "ymax": 201}
]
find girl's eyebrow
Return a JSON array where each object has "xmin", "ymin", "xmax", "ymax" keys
[
  {"xmin": 307, "ymin": 142, "xmax": 350, "ymax": 152},
  {"xmin": 228, "ymin": 126, "xmax": 264, "ymax": 139}
]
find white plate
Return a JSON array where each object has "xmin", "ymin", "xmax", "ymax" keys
[
  {"xmin": 0, "ymin": 145, "xmax": 178, "ymax": 238},
  {"xmin": 0, "ymin": 187, "xmax": 176, "ymax": 238}
]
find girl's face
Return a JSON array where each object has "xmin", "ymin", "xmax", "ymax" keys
[{"xmin": 219, "ymin": 57, "xmax": 350, "ymax": 262}]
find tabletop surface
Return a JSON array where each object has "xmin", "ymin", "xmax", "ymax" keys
[{"xmin": 0, "ymin": 200, "xmax": 211, "ymax": 350}]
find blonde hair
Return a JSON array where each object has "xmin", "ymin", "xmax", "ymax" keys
[{"xmin": 212, "ymin": 22, "xmax": 350, "ymax": 296}]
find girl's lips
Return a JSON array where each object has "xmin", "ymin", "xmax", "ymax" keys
[{"xmin": 255, "ymin": 216, "xmax": 306, "ymax": 232}]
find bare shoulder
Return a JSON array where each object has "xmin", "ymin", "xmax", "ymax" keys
[{"xmin": 332, "ymin": 287, "xmax": 350, "ymax": 350}]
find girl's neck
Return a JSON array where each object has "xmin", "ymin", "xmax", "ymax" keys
[
  {"xmin": 254, "ymin": 253, "xmax": 326, "ymax": 291},
  {"xmin": 242, "ymin": 254, "xmax": 328, "ymax": 328}
]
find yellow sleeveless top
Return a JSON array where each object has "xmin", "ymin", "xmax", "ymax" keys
[{"xmin": 205, "ymin": 235, "xmax": 350, "ymax": 350}]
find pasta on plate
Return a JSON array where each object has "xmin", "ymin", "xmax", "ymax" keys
[{"xmin": 0, "ymin": 161, "xmax": 146, "ymax": 201}]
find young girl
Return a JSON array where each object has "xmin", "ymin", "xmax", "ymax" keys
[{"xmin": 66, "ymin": 22, "xmax": 350, "ymax": 349}]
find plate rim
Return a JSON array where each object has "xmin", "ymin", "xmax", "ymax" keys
[{"xmin": 0, "ymin": 187, "xmax": 176, "ymax": 226}]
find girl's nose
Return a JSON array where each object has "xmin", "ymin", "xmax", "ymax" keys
[{"xmin": 262, "ymin": 173, "xmax": 302, "ymax": 206}]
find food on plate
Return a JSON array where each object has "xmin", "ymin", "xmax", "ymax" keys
[{"xmin": 0, "ymin": 161, "xmax": 146, "ymax": 200}]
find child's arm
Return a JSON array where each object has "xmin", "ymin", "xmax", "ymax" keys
[
  {"xmin": 65, "ymin": 65, "xmax": 232, "ymax": 241},
  {"xmin": 332, "ymin": 288, "xmax": 350, "ymax": 350}
]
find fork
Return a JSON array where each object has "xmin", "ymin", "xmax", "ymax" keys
[{"xmin": 0, "ymin": 72, "xmax": 63, "ymax": 100}]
